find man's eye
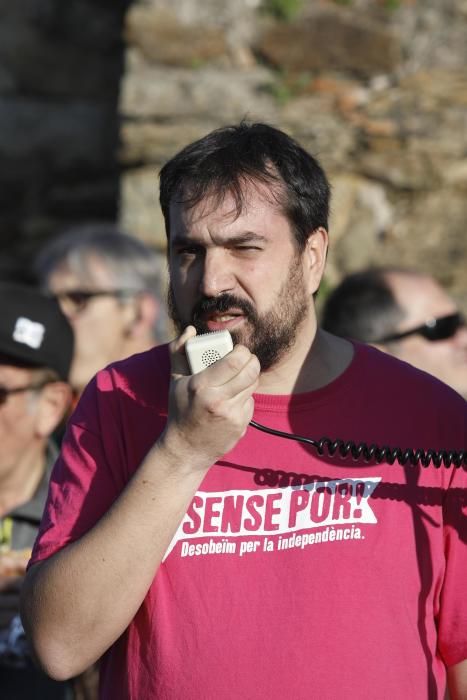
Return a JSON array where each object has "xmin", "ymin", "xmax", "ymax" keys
[{"xmin": 177, "ymin": 246, "xmax": 201, "ymax": 257}]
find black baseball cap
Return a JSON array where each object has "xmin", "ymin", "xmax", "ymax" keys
[{"xmin": 0, "ymin": 283, "xmax": 74, "ymax": 381}]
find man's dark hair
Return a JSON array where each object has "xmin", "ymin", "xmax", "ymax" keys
[
  {"xmin": 159, "ymin": 121, "xmax": 330, "ymax": 249},
  {"xmin": 321, "ymin": 268, "xmax": 405, "ymax": 343}
]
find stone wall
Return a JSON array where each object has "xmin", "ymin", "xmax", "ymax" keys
[
  {"xmin": 0, "ymin": 0, "xmax": 127, "ymax": 276},
  {"xmin": 1, "ymin": 0, "xmax": 467, "ymax": 311}
]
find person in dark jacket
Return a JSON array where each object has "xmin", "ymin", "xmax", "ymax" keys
[{"xmin": 0, "ymin": 283, "xmax": 74, "ymax": 699}]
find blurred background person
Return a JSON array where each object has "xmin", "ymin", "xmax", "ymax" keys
[
  {"xmin": 321, "ymin": 267, "xmax": 467, "ymax": 399},
  {"xmin": 0, "ymin": 283, "xmax": 74, "ymax": 698},
  {"xmin": 35, "ymin": 223, "xmax": 168, "ymax": 398}
]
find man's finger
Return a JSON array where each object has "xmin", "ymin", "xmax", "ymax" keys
[
  {"xmin": 210, "ymin": 352, "xmax": 260, "ymax": 398},
  {"xmin": 197, "ymin": 345, "xmax": 256, "ymax": 387},
  {"xmin": 169, "ymin": 326, "xmax": 197, "ymax": 377}
]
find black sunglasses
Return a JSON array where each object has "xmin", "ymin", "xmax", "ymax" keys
[
  {"xmin": 377, "ymin": 312, "xmax": 465, "ymax": 343},
  {"xmin": 0, "ymin": 381, "xmax": 51, "ymax": 406},
  {"xmin": 51, "ymin": 289, "xmax": 139, "ymax": 312}
]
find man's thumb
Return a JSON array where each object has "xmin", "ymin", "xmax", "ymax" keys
[{"xmin": 169, "ymin": 325, "xmax": 197, "ymax": 376}]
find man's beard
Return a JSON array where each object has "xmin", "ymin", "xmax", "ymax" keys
[{"xmin": 168, "ymin": 255, "xmax": 309, "ymax": 371}]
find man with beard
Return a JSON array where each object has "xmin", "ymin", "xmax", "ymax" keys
[{"xmin": 21, "ymin": 123, "xmax": 467, "ymax": 699}]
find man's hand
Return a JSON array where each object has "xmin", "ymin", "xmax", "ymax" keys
[{"xmin": 164, "ymin": 326, "xmax": 260, "ymax": 468}]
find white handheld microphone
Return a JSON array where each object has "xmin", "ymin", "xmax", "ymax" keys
[{"xmin": 185, "ymin": 330, "xmax": 233, "ymax": 374}]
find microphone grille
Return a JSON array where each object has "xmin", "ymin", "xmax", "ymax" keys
[{"xmin": 201, "ymin": 348, "xmax": 222, "ymax": 367}]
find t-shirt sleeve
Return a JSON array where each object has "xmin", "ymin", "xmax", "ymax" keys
[
  {"xmin": 29, "ymin": 370, "xmax": 124, "ymax": 565},
  {"xmin": 436, "ymin": 434, "xmax": 467, "ymax": 667}
]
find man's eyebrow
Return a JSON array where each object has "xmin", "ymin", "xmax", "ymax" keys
[
  {"xmin": 170, "ymin": 231, "xmax": 267, "ymax": 247},
  {"xmin": 226, "ymin": 231, "xmax": 267, "ymax": 245}
]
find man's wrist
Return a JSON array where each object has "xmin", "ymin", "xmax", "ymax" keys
[{"xmin": 153, "ymin": 428, "xmax": 215, "ymax": 476}]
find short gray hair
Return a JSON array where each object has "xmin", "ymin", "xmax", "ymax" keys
[
  {"xmin": 36, "ymin": 223, "xmax": 164, "ymax": 294},
  {"xmin": 35, "ymin": 222, "xmax": 168, "ymax": 339}
]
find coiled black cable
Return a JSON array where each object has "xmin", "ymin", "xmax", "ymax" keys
[{"xmin": 249, "ymin": 420, "xmax": 467, "ymax": 469}]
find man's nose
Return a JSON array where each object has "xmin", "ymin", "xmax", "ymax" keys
[{"xmin": 199, "ymin": 250, "xmax": 235, "ymax": 298}]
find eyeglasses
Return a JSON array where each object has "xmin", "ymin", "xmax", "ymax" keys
[
  {"xmin": 0, "ymin": 382, "xmax": 51, "ymax": 406},
  {"xmin": 377, "ymin": 312, "xmax": 465, "ymax": 343},
  {"xmin": 51, "ymin": 289, "xmax": 139, "ymax": 314}
]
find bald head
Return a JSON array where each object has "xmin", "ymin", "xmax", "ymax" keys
[
  {"xmin": 322, "ymin": 268, "xmax": 467, "ymax": 398},
  {"xmin": 382, "ymin": 271, "xmax": 467, "ymax": 397}
]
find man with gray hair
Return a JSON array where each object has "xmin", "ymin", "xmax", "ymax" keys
[{"xmin": 36, "ymin": 223, "xmax": 167, "ymax": 396}]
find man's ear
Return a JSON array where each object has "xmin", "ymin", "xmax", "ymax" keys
[
  {"xmin": 303, "ymin": 227, "xmax": 329, "ymax": 296},
  {"xmin": 35, "ymin": 382, "xmax": 72, "ymax": 438},
  {"xmin": 124, "ymin": 293, "xmax": 160, "ymax": 340}
]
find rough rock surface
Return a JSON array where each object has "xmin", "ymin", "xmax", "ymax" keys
[{"xmin": 1, "ymin": 0, "xmax": 466, "ymax": 312}]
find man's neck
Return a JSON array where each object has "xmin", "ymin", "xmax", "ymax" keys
[
  {"xmin": 124, "ymin": 334, "xmax": 157, "ymax": 359},
  {"xmin": 257, "ymin": 327, "xmax": 354, "ymax": 395}
]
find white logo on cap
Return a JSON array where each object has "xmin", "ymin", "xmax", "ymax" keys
[{"xmin": 13, "ymin": 317, "xmax": 45, "ymax": 349}]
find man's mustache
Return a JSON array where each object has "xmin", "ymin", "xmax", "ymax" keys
[{"xmin": 192, "ymin": 294, "xmax": 256, "ymax": 323}]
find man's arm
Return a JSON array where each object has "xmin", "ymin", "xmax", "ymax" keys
[
  {"xmin": 446, "ymin": 659, "xmax": 467, "ymax": 700},
  {"xmin": 20, "ymin": 329, "xmax": 260, "ymax": 680}
]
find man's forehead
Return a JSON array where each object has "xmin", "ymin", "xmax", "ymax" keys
[
  {"xmin": 169, "ymin": 181, "xmax": 284, "ymax": 237},
  {"xmin": 388, "ymin": 273, "xmax": 457, "ymax": 321},
  {"xmin": 170, "ymin": 197, "xmax": 290, "ymax": 249},
  {"xmin": 169, "ymin": 192, "xmax": 237, "ymax": 229},
  {"xmin": 0, "ymin": 362, "xmax": 34, "ymax": 382},
  {"xmin": 49, "ymin": 253, "xmax": 114, "ymax": 288}
]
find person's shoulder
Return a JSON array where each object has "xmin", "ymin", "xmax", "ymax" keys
[
  {"xmin": 75, "ymin": 344, "xmax": 171, "ymax": 414},
  {"xmin": 354, "ymin": 341, "xmax": 466, "ymax": 409},
  {"xmin": 103, "ymin": 344, "xmax": 170, "ymax": 396},
  {"xmin": 107, "ymin": 343, "xmax": 170, "ymax": 379}
]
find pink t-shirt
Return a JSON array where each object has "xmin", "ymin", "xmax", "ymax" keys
[{"xmin": 31, "ymin": 343, "xmax": 467, "ymax": 699}]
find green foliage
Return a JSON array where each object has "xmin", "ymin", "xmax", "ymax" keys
[
  {"xmin": 189, "ymin": 57, "xmax": 205, "ymax": 69},
  {"xmin": 261, "ymin": 0, "xmax": 303, "ymax": 22},
  {"xmin": 315, "ymin": 275, "xmax": 334, "ymax": 318},
  {"xmin": 262, "ymin": 70, "xmax": 312, "ymax": 105},
  {"xmin": 265, "ymin": 80, "xmax": 294, "ymax": 105}
]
